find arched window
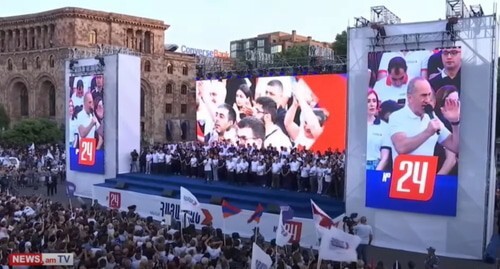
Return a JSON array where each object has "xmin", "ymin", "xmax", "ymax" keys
[
  {"xmin": 49, "ymin": 86, "xmax": 56, "ymax": 116},
  {"xmin": 89, "ymin": 30, "xmax": 97, "ymax": 44},
  {"xmin": 35, "ymin": 57, "xmax": 41, "ymax": 69},
  {"xmin": 182, "ymin": 65, "xmax": 188, "ymax": 76},
  {"xmin": 167, "ymin": 63, "xmax": 173, "ymax": 74},
  {"xmin": 49, "ymin": 55, "xmax": 55, "ymax": 68},
  {"xmin": 7, "ymin": 58, "xmax": 12, "ymax": 71},
  {"xmin": 21, "ymin": 58, "xmax": 27, "ymax": 70},
  {"xmin": 181, "ymin": 85, "xmax": 188, "ymax": 95},
  {"xmin": 144, "ymin": 60, "xmax": 151, "ymax": 72},
  {"xmin": 20, "ymin": 85, "xmax": 29, "ymax": 116},
  {"xmin": 166, "ymin": 83, "xmax": 173, "ymax": 94},
  {"xmin": 140, "ymin": 88, "xmax": 145, "ymax": 117}
]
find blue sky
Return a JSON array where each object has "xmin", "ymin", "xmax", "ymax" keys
[{"xmin": 0, "ymin": 0, "xmax": 496, "ymax": 51}]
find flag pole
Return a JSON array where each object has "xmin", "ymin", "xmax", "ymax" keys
[
  {"xmin": 316, "ymin": 257, "xmax": 321, "ymax": 269},
  {"xmin": 222, "ymin": 218, "xmax": 227, "ymax": 246}
]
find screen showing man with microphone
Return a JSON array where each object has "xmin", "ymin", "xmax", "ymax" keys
[
  {"xmin": 365, "ymin": 49, "xmax": 462, "ymax": 216},
  {"xmin": 389, "ymin": 77, "xmax": 459, "ymax": 161}
]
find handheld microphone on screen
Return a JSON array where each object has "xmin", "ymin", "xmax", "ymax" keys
[{"xmin": 423, "ymin": 104, "xmax": 440, "ymax": 135}]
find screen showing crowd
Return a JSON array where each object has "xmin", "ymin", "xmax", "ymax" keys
[
  {"xmin": 365, "ymin": 48, "xmax": 462, "ymax": 216},
  {"xmin": 196, "ymin": 74, "xmax": 347, "ymax": 152},
  {"xmin": 67, "ymin": 74, "xmax": 105, "ymax": 174}
]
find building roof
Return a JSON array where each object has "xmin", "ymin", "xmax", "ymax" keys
[{"xmin": 0, "ymin": 7, "xmax": 168, "ymax": 30}]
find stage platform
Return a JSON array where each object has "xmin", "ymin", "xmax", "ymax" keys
[{"xmin": 96, "ymin": 173, "xmax": 345, "ymax": 219}]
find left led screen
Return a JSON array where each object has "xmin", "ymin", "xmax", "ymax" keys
[{"xmin": 68, "ymin": 74, "xmax": 105, "ymax": 174}]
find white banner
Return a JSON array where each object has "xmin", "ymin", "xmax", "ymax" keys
[
  {"xmin": 94, "ymin": 185, "xmax": 322, "ymax": 248},
  {"xmin": 251, "ymin": 243, "xmax": 273, "ymax": 269},
  {"xmin": 180, "ymin": 187, "xmax": 201, "ymax": 213}
]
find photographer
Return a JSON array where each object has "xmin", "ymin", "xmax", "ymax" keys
[{"xmin": 343, "ymin": 213, "xmax": 359, "ymax": 235}]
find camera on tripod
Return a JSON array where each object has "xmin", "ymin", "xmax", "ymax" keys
[{"xmin": 343, "ymin": 213, "xmax": 358, "ymax": 234}]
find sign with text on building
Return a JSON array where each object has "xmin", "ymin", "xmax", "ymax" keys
[{"xmin": 180, "ymin": 45, "xmax": 229, "ymax": 58}]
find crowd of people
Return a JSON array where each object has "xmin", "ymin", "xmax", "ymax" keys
[
  {"xmin": 134, "ymin": 142, "xmax": 345, "ymax": 198},
  {"xmin": 0, "ymin": 144, "xmax": 65, "ymax": 197},
  {"xmin": 0, "ymin": 191, "xmax": 426, "ymax": 269}
]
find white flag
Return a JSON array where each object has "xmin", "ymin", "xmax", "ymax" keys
[
  {"xmin": 319, "ymin": 227, "xmax": 361, "ymax": 262},
  {"xmin": 46, "ymin": 150, "xmax": 54, "ymax": 160},
  {"xmin": 251, "ymin": 243, "xmax": 272, "ymax": 269},
  {"xmin": 275, "ymin": 207, "xmax": 293, "ymax": 247},
  {"xmin": 179, "ymin": 187, "xmax": 200, "ymax": 213},
  {"xmin": 28, "ymin": 143, "xmax": 35, "ymax": 151}
]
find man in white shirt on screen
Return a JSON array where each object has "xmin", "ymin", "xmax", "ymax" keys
[
  {"xmin": 389, "ymin": 77, "xmax": 460, "ymax": 160},
  {"xmin": 76, "ymin": 91, "xmax": 98, "ymax": 140},
  {"xmin": 71, "ymin": 79, "xmax": 85, "ymax": 107},
  {"xmin": 254, "ymin": 96, "xmax": 292, "ymax": 149},
  {"xmin": 377, "ymin": 50, "xmax": 432, "ymax": 80},
  {"xmin": 373, "ymin": 57, "xmax": 409, "ymax": 105}
]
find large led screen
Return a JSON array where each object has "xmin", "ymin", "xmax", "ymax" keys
[
  {"xmin": 68, "ymin": 74, "xmax": 105, "ymax": 174},
  {"xmin": 365, "ymin": 48, "xmax": 462, "ymax": 216},
  {"xmin": 196, "ymin": 74, "xmax": 346, "ymax": 152}
]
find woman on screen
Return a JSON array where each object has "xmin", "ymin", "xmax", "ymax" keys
[
  {"xmin": 433, "ymin": 85, "xmax": 459, "ymax": 175},
  {"xmin": 233, "ymin": 83, "xmax": 254, "ymax": 122},
  {"xmin": 366, "ymin": 89, "xmax": 390, "ymax": 171}
]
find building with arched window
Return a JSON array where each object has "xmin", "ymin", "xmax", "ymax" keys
[{"xmin": 0, "ymin": 7, "xmax": 196, "ymax": 142}]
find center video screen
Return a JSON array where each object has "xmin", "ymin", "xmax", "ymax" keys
[{"xmin": 196, "ymin": 74, "xmax": 347, "ymax": 152}]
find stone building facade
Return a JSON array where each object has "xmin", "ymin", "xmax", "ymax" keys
[{"xmin": 0, "ymin": 7, "xmax": 196, "ymax": 143}]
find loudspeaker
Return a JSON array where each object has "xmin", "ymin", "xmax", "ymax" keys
[
  {"xmin": 210, "ymin": 196, "xmax": 223, "ymax": 205},
  {"xmin": 115, "ymin": 182, "xmax": 127, "ymax": 189},
  {"xmin": 162, "ymin": 189, "xmax": 178, "ymax": 198},
  {"xmin": 267, "ymin": 204, "xmax": 280, "ymax": 214}
]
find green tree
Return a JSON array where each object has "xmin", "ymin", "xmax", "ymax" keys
[
  {"xmin": 332, "ymin": 30, "xmax": 347, "ymax": 56},
  {"xmin": 0, "ymin": 118, "xmax": 62, "ymax": 146},
  {"xmin": 274, "ymin": 45, "xmax": 310, "ymax": 66},
  {"xmin": 0, "ymin": 104, "xmax": 10, "ymax": 131}
]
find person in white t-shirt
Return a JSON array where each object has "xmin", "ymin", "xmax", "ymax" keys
[
  {"xmin": 389, "ymin": 77, "xmax": 460, "ymax": 160},
  {"xmin": 377, "ymin": 50, "xmax": 432, "ymax": 81},
  {"xmin": 271, "ymin": 158, "xmax": 282, "ymax": 189},
  {"xmin": 354, "ymin": 216, "xmax": 373, "ymax": 264},
  {"xmin": 366, "ymin": 90, "xmax": 391, "ymax": 171},
  {"xmin": 145, "ymin": 151, "xmax": 152, "ymax": 174},
  {"xmin": 299, "ymin": 161, "xmax": 311, "ymax": 192},
  {"xmin": 253, "ymin": 97, "xmax": 292, "ymax": 149},
  {"xmin": 76, "ymin": 91, "xmax": 99, "ymax": 142},
  {"xmin": 71, "ymin": 79, "xmax": 85, "ymax": 107},
  {"xmin": 373, "ymin": 56, "xmax": 409, "ymax": 105},
  {"xmin": 203, "ymin": 157, "xmax": 213, "ymax": 183}
]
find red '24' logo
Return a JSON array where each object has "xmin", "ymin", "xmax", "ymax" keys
[
  {"xmin": 389, "ymin": 155, "xmax": 438, "ymax": 202},
  {"xmin": 109, "ymin": 192, "xmax": 121, "ymax": 209},
  {"xmin": 78, "ymin": 138, "xmax": 96, "ymax": 166}
]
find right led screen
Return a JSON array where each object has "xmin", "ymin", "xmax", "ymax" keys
[{"xmin": 365, "ymin": 48, "xmax": 462, "ymax": 216}]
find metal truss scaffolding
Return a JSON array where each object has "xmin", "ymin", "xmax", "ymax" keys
[
  {"xmin": 368, "ymin": 31, "xmax": 460, "ymax": 50},
  {"xmin": 446, "ymin": 0, "xmax": 471, "ymax": 18},
  {"xmin": 370, "ymin": 6, "xmax": 401, "ymax": 25},
  {"xmin": 195, "ymin": 55, "xmax": 347, "ymax": 80}
]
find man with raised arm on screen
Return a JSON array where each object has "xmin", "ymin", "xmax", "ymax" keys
[
  {"xmin": 76, "ymin": 91, "xmax": 99, "ymax": 140},
  {"xmin": 389, "ymin": 77, "xmax": 460, "ymax": 160}
]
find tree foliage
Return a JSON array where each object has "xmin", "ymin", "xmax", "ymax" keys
[
  {"xmin": 0, "ymin": 104, "xmax": 10, "ymax": 131},
  {"xmin": 332, "ymin": 30, "xmax": 348, "ymax": 56},
  {"xmin": 274, "ymin": 45, "xmax": 310, "ymax": 66},
  {"xmin": 0, "ymin": 118, "xmax": 63, "ymax": 146}
]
